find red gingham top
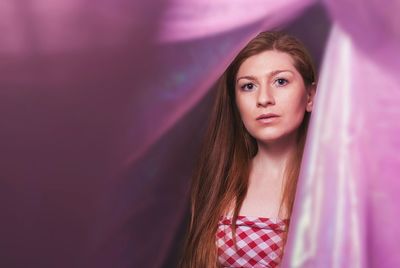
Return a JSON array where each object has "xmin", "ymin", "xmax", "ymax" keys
[{"xmin": 216, "ymin": 215, "xmax": 288, "ymax": 268}]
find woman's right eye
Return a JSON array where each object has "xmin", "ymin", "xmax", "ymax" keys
[{"xmin": 240, "ymin": 83, "xmax": 255, "ymax": 91}]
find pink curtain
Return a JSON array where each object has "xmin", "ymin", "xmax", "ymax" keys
[
  {"xmin": 283, "ymin": 0, "xmax": 400, "ymax": 267},
  {"xmin": 1, "ymin": 0, "xmax": 398, "ymax": 267}
]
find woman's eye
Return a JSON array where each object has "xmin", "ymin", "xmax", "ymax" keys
[
  {"xmin": 274, "ymin": 78, "xmax": 288, "ymax": 87},
  {"xmin": 240, "ymin": 83, "xmax": 255, "ymax": 91}
]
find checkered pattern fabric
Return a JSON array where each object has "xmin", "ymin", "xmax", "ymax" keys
[{"xmin": 216, "ymin": 215, "xmax": 288, "ymax": 268}]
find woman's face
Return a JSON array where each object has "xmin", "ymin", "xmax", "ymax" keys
[{"xmin": 235, "ymin": 50, "xmax": 315, "ymax": 144}]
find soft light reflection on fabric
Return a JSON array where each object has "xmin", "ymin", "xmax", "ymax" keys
[
  {"xmin": 283, "ymin": 24, "xmax": 367, "ymax": 268},
  {"xmin": 158, "ymin": 0, "xmax": 315, "ymax": 42},
  {"xmin": 282, "ymin": 11, "xmax": 400, "ymax": 265}
]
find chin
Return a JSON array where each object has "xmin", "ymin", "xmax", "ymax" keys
[
  {"xmin": 250, "ymin": 130, "xmax": 296, "ymax": 144},
  {"xmin": 252, "ymin": 134, "xmax": 284, "ymax": 143}
]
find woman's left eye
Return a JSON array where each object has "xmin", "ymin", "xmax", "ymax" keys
[{"xmin": 274, "ymin": 78, "xmax": 288, "ymax": 87}]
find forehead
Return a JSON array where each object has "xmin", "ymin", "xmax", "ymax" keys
[{"xmin": 237, "ymin": 50, "xmax": 297, "ymax": 76}]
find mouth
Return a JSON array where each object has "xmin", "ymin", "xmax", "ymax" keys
[
  {"xmin": 256, "ymin": 113, "xmax": 279, "ymax": 124},
  {"xmin": 256, "ymin": 113, "xmax": 279, "ymax": 120}
]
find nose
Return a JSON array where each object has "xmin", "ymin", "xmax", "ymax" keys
[{"xmin": 257, "ymin": 85, "xmax": 275, "ymax": 107}]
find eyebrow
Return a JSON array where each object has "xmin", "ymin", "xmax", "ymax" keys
[{"xmin": 236, "ymin": 70, "xmax": 293, "ymax": 83}]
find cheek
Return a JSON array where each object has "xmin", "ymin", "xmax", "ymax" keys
[
  {"xmin": 235, "ymin": 95, "xmax": 253, "ymax": 119},
  {"xmin": 282, "ymin": 91, "xmax": 308, "ymax": 124},
  {"xmin": 235, "ymin": 98, "xmax": 257, "ymax": 135},
  {"xmin": 285, "ymin": 88, "xmax": 308, "ymax": 111}
]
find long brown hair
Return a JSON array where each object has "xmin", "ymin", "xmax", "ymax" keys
[{"xmin": 180, "ymin": 31, "xmax": 316, "ymax": 268}]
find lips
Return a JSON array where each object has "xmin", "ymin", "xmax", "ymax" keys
[{"xmin": 256, "ymin": 113, "xmax": 279, "ymax": 120}]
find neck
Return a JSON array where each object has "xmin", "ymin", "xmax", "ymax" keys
[{"xmin": 251, "ymin": 133, "xmax": 298, "ymax": 183}]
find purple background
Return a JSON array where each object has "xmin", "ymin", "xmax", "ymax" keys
[{"xmin": 2, "ymin": 0, "xmax": 399, "ymax": 267}]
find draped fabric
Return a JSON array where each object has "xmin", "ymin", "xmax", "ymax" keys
[
  {"xmin": 282, "ymin": 1, "xmax": 400, "ymax": 266},
  {"xmin": 0, "ymin": 0, "xmax": 399, "ymax": 267}
]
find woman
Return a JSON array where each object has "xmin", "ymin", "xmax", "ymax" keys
[{"xmin": 180, "ymin": 31, "xmax": 317, "ymax": 268}]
